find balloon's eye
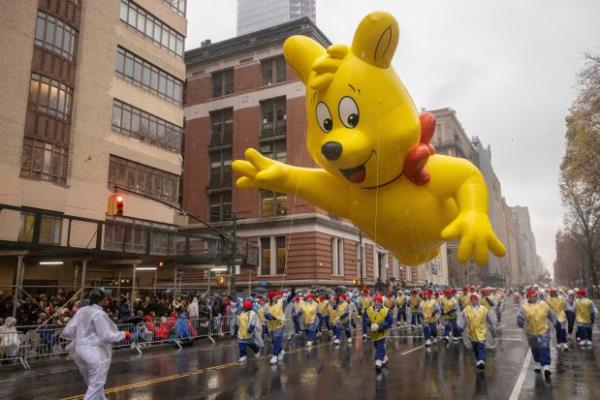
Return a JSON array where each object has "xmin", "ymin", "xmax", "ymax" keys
[
  {"xmin": 316, "ymin": 102, "xmax": 333, "ymax": 133},
  {"xmin": 339, "ymin": 97, "xmax": 359, "ymax": 128}
]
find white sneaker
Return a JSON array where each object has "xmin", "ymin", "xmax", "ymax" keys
[
  {"xmin": 238, "ymin": 356, "xmax": 247, "ymax": 364},
  {"xmin": 585, "ymin": 340, "xmax": 592, "ymax": 346},
  {"xmin": 375, "ymin": 359, "xmax": 382, "ymax": 369},
  {"xmin": 333, "ymin": 338, "xmax": 340, "ymax": 345},
  {"xmin": 270, "ymin": 355, "xmax": 277, "ymax": 365},
  {"xmin": 397, "ymin": 322, "xmax": 401, "ymax": 326},
  {"xmin": 534, "ymin": 364, "xmax": 541, "ymax": 373},
  {"xmin": 543, "ymin": 365, "xmax": 551, "ymax": 377},
  {"xmin": 444, "ymin": 336, "xmax": 450, "ymax": 342},
  {"xmin": 476, "ymin": 360, "xmax": 485, "ymax": 370},
  {"xmin": 278, "ymin": 350, "xmax": 285, "ymax": 361},
  {"xmin": 563, "ymin": 343, "xmax": 569, "ymax": 350},
  {"xmin": 453, "ymin": 337, "xmax": 460, "ymax": 342},
  {"xmin": 306, "ymin": 341, "xmax": 313, "ymax": 347},
  {"xmin": 362, "ymin": 334, "xmax": 367, "ymax": 339},
  {"xmin": 347, "ymin": 338, "xmax": 352, "ymax": 344},
  {"xmin": 382, "ymin": 355, "xmax": 389, "ymax": 365},
  {"xmin": 425, "ymin": 339, "xmax": 432, "ymax": 346}
]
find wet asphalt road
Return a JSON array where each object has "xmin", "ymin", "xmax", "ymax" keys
[{"xmin": 1, "ymin": 305, "xmax": 599, "ymax": 400}]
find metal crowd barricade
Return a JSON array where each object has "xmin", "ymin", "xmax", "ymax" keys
[{"xmin": 2, "ymin": 316, "xmax": 228, "ymax": 370}]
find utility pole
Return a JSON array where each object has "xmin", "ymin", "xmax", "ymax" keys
[{"xmin": 359, "ymin": 230, "xmax": 364, "ymax": 289}]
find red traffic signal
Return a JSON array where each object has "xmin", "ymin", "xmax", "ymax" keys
[{"xmin": 115, "ymin": 195, "xmax": 124, "ymax": 216}]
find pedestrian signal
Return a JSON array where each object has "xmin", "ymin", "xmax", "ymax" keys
[
  {"xmin": 107, "ymin": 194, "xmax": 125, "ymax": 216},
  {"xmin": 217, "ymin": 275, "xmax": 225, "ymax": 285}
]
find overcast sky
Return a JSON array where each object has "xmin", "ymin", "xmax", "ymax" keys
[{"xmin": 185, "ymin": 0, "xmax": 600, "ymax": 277}]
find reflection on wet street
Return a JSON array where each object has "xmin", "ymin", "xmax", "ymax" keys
[{"xmin": 1, "ymin": 307, "xmax": 599, "ymax": 400}]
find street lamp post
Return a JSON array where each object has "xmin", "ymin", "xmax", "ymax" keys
[{"xmin": 228, "ymin": 212, "xmax": 237, "ymax": 294}]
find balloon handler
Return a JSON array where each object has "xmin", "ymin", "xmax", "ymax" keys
[
  {"xmin": 297, "ymin": 292, "xmax": 320, "ymax": 347},
  {"xmin": 236, "ymin": 299, "xmax": 264, "ymax": 364},
  {"xmin": 264, "ymin": 288, "xmax": 295, "ymax": 365},
  {"xmin": 419, "ymin": 290, "xmax": 440, "ymax": 346},
  {"xmin": 517, "ymin": 289, "xmax": 557, "ymax": 378},
  {"xmin": 366, "ymin": 295, "xmax": 393, "ymax": 370},
  {"xmin": 358, "ymin": 288, "xmax": 373, "ymax": 339},
  {"xmin": 232, "ymin": 11, "xmax": 506, "ymax": 271},
  {"xmin": 575, "ymin": 288, "xmax": 598, "ymax": 347},
  {"xmin": 458, "ymin": 293, "xmax": 495, "ymax": 370},
  {"xmin": 441, "ymin": 289, "xmax": 461, "ymax": 342},
  {"xmin": 61, "ymin": 288, "xmax": 131, "ymax": 400},
  {"xmin": 546, "ymin": 288, "xmax": 568, "ymax": 350},
  {"xmin": 329, "ymin": 294, "xmax": 353, "ymax": 345}
]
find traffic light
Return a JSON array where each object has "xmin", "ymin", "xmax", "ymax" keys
[
  {"xmin": 216, "ymin": 275, "xmax": 225, "ymax": 285},
  {"xmin": 107, "ymin": 194, "xmax": 125, "ymax": 216}
]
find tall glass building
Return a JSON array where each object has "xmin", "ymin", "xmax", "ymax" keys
[{"xmin": 237, "ymin": 0, "xmax": 316, "ymax": 36}]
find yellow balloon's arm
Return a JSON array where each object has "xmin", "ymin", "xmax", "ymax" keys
[
  {"xmin": 426, "ymin": 154, "xmax": 506, "ymax": 266},
  {"xmin": 233, "ymin": 148, "xmax": 352, "ymax": 218}
]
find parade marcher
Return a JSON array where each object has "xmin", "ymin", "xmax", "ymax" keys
[
  {"xmin": 366, "ymin": 295, "xmax": 393, "ymax": 370},
  {"xmin": 317, "ymin": 295, "xmax": 330, "ymax": 336},
  {"xmin": 575, "ymin": 289, "xmax": 598, "ymax": 347},
  {"xmin": 419, "ymin": 290, "xmax": 440, "ymax": 346},
  {"xmin": 264, "ymin": 288, "xmax": 295, "ymax": 365},
  {"xmin": 61, "ymin": 289, "xmax": 131, "ymax": 400},
  {"xmin": 546, "ymin": 288, "xmax": 568, "ymax": 350},
  {"xmin": 409, "ymin": 289, "xmax": 422, "ymax": 329},
  {"xmin": 517, "ymin": 289, "xmax": 557, "ymax": 377},
  {"xmin": 236, "ymin": 299, "xmax": 264, "ymax": 364},
  {"xmin": 292, "ymin": 296, "xmax": 303, "ymax": 336},
  {"xmin": 384, "ymin": 291, "xmax": 395, "ymax": 310},
  {"xmin": 359, "ymin": 288, "xmax": 373, "ymax": 339},
  {"xmin": 299, "ymin": 293, "xmax": 319, "ymax": 347},
  {"xmin": 347, "ymin": 293, "xmax": 359, "ymax": 333},
  {"xmin": 494, "ymin": 289, "xmax": 503, "ymax": 323},
  {"xmin": 480, "ymin": 288, "xmax": 496, "ymax": 312},
  {"xmin": 329, "ymin": 294, "xmax": 352, "ymax": 345},
  {"xmin": 441, "ymin": 289, "xmax": 461, "ymax": 342},
  {"xmin": 257, "ymin": 297, "xmax": 269, "ymax": 339},
  {"xmin": 565, "ymin": 290, "xmax": 576, "ymax": 338},
  {"xmin": 396, "ymin": 290, "xmax": 408, "ymax": 326},
  {"xmin": 459, "ymin": 287, "xmax": 471, "ymax": 311},
  {"xmin": 458, "ymin": 293, "xmax": 495, "ymax": 370}
]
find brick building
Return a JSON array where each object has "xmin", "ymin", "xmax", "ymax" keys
[{"xmin": 183, "ymin": 18, "xmax": 422, "ymax": 289}]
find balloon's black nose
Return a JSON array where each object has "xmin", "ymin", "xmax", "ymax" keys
[{"xmin": 321, "ymin": 142, "xmax": 343, "ymax": 161}]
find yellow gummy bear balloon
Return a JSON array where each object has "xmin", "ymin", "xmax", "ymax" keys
[{"xmin": 232, "ymin": 11, "xmax": 506, "ymax": 267}]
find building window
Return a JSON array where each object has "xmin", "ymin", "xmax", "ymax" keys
[
  {"xmin": 260, "ymin": 97, "xmax": 286, "ymax": 138},
  {"xmin": 260, "ymin": 190, "xmax": 287, "ymax": 217},
  {"xmin": 116, "ymin": 47, "xmax": 183, "ymax": 104},
  {"xmin": 104, "ymin": 218, "xmax": 176, "ymax": 254},
  {"xmin": 259, "ymin": 236, "xmax": 287, "ymax": 276},
  {"xmin": 212, "ymin": 69, "xmax": 233, "ymax": 98},
  {"xmin": 261, "ymin": 56, "xmax": 286, "ymax": 86},
  {"xmin": 162, "ymin": 0, "xmax": 186, "ymax": 15},
  {"xmin": 112, "ymin": 99, "xmax": 182, "ymax": 152},
  {"xmin": 17, "ymin": 212, "xmax": 62, "ymax": 245},
  {"xmin": 332, "ymin": 238, "xmax": 344, "ymax": 276},
  {"xmin": 21, "ymin": 138, "xmax": 68, "ymax": 184},
  {"xmin": 260, "ymin": 140, "xmax": 287, "ymax": 163},
  {"xmin": 210, "ymin": 108, "xmax": 233, "ymax": 146},
  {"xmin": 108, "ymin": 155, "xmax": 179, "ymax": 203},
  {"xmin": 208, "ymin": 191, "xmax": 231, "ymax": 222},
  {"xmin": 35, "ymin": 11, "xmax": 77, "ymax": 62},
  {"xmin": 209, "ymin": 150, "xmax": 232, "ymax": 188},
  {"xmin": 29, "ymin": 73, "xmax": 73, "ymax": 122},
  {"xmin": 119, "ymin": 0, "xmax": 184, "ymax": 58}
]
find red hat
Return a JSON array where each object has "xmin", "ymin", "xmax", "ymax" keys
[
  {"xmin": 143, "ymin": 315, "xmax": 152, "ymax": 322},
  {"xmin": 268, "ymin": 291, "xmax": 278, "ymax": 299},
  {"xmin": 374, "ymin": 295, "xmax": 383, "ymax": 304},
  {"xmin": 294, "ymin": 296, "xmax": 300, "ymax": 302},
  {"xmin": 340, "ymin": 293, "xmax": 347, "ymax": 301},
  {"xmin": 306, "ymin": 293, "xmax": 315, "ymax": 300},
  {"xmin": 411, "ymin": 289, "xmax": 419, "ymax": 295},
  {"xmin": 450, "ymin": 289, "xmax": 457, "ymax": 295},
  {"xmin": 549, "ymin": 288, "xmax": 557, "ymax": 293},
  {"xmin": 362, "ymin": 287, "xmax": 370, "ymax": 294},
  {"xmin": 576, "ymin": 288, "xmax": 586, "ymax": 297},
  {"xmin": 423, "ymin": 290, "xmax": 432, "ymax": 298},
  {"xmin": 462, "ymin": 287, "xmax": 469, "ymax": 292},
  {"xmin": 526, "ymin": 289, "xmax": 538, "ymax": 298},
  {"xmin": 243, "ymin": 300, "xmax": 253, "ymax": 310},
  {"xmin": 318, "ymin": 295, "xmax": 325, "ymax": 301},
  {"xmin": 470, "ymin": 293, "xmax": 480, "ymax": 300}
]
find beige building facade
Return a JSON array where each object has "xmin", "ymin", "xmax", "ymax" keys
[{"xmin": 0, "ymin": 0, "xmax": 189, "ymax": 300}]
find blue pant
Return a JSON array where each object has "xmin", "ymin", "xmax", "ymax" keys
[
  {"xmin": 397, "ymin": 306, "xmax": 407, "ymax": 323},
  {"xmin": 578, "ymin": 325, "xmax": 592, "ymax": 341},
  {"xmin": 271, "ymin": 328, "xmax": 284, "ymax": 355},
  {"xmin": 444, "ymin": 319, "xmax": 461, "ymax": 337},
  {"xmin": 411, "ymin": 311, "xmax": 421, "ymax": 326},
  {"xmin": 334, "ymin": 323, "xmax": 352, "ymax": 339},
  {"xmin": 423, "ymin": 322, "xmax": 437, "ymax": 340},
  {"xmin": 305, "ymin": 320, "xmax": 318, "ymax": 341},
  {"xmin": 374, "ymin": 338, "xmax": 386, "ymax": 361},
  {"xmin": 293, "ymin": 316, "xmax": 301, "ymax": 334},
  {"xmin": 239, "ymin": 342, "xmax": 260, "ymax": 357},
  {"xmin": 496, "ymin": 309, "xmax": 502, "ymax": 323},
  {"xmin": 555, "ymin": 322, "xmax": 567, "ymax": 344},
  {"xmin": 528, "ymin": 334, "xmax": 551, "ymax": 366},
  {"xmin": 472, "ymin": 341, "xmax": 486, "ymax": 362},
  {"xmin": 566, "ymin": 310, "xmax": 575, "ymax": 334},
  {"xmin": 362, "ymin": 313, "xmax": 370, "ymax": 335}
]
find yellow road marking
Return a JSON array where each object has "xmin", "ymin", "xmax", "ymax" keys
[{"xmin": 59, "ymin": 342, "xmax": 331, "ymax": 399}]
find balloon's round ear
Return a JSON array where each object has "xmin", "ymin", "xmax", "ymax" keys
[{"xmin": 351, "ymin": 11, "xmax": 399, "ymax": 68}]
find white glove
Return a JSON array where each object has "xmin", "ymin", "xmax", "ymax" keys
[{"xmin": 371, "ymin": 323, "xmax": 379, "ymax": 331}]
